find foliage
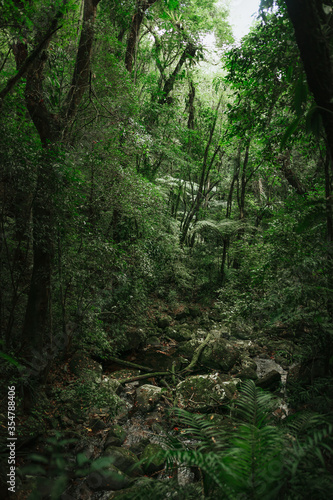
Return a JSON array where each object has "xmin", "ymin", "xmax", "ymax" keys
[{"xmin": 139, "ymin": 381, "xmax": 333, "ymax": 500}]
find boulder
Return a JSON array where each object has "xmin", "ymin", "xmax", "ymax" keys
[
  {"xmin": 256, "ymin": 370, "xmax": 281, "ymax": 390},
  {"xmin": 101, "ymin": 376, "xmax": 122, "ymax": 394},
  {"xmin": 113, "ymin": 327, "xmax": 146, "ymax": 353},
  {"xmin": 146, "ymin": 335, "xmax": 161, "ymax": 346},
  {"xmin": 174, "ymin": 307, "xmax": 189, "ymax": 321},
  {"xmin": 105, "ymin": 425, "xmax": 127, "ymax": 447},
  {"xmin": 177, "ymin": 336, "xmax": 240, "ymax": 372},
  {"xmin": 237, "ymin": 356, "xmax": 258, "ymax": 380},
  {"xmin": 287, "ymin": 357, "xmax": 326, "ymax": 387},
  {"xmin": 166, "ymin": 326, "xmax": 193, "ymax": 342},
  {"xmin": 136, "ymin": 385, "xmax": 162, "ymax": 413},
  {"xmin": 86, "ymin": 464, "xmax": 132, "ymax": 491},
  {"xmin": 175, "ymin": 374, "xmax": 233, "ymax": 411},
  {"xmin": 141, "ymin": 443, "xmax": 165, "ymax": 474},
  {"xmin": 103, "ymin": 446, "xmax": 142, "ymax": 476},
  {"xmin": 108, "ymin": 477, "xmax": 156, "ymax": 499}
]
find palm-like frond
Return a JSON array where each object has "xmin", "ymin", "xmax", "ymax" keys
[
  {"xmin": 232, "ymin": 380, "xmax": 277, "ymax": 428},
  {"xmin": 189, "ymin": 218, "xmax": 244, "ymax": 237}
]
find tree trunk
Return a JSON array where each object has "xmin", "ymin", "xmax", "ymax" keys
[
  {"xmin": 284, "ymin": 0, "xmax": 333, "ymax": 370},
  {"xmin": 158, "ymin": 42, "xmax": 197, "ymax": 105},
  {"xmin": 21, "ymin": 0, "xmax": 101, "ymax": 362},
  {"xmin": 125, "ymin": 0, "xmax": 158, "ymax": 73}
]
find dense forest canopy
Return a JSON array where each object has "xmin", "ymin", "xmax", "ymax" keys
[{"xmin": 0, "ymin": 0, "xmax": 333, "ymax": 498}]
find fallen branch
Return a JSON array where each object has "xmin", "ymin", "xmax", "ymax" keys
[
  {"xmin": 107, "ymin": 355, "xmax": 153, "ymax": 373},
  {"xmin": 182, "ymin": 332, "xmax": 212, "ymax": 373},
  {"xmin": 119, "ymin": 371, "xmax": 170, "ymax": 384}
]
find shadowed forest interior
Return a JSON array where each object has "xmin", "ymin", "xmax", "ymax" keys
[{"xmin": 0, "ymin": 1, "xmax": 333, "ymax": 498}]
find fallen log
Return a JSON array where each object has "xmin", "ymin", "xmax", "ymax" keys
[
  {"xmin": 119, "ymin": 371, "xmax": 170, "ymax": 384},
  {"xmin": 107, "ymin": 355, "xmax": 153, "ymax": 373}
]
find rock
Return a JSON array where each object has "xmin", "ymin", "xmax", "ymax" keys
[
  {"xmin": 241, "ymin": 356, "xmax": 257, "ymax": 371},
  {"xmin": 128, "ymin": 437, "xmax": 150, "ymax": 457},
  {"xmin": 175, "ymin": 374, "xmax": 233, "ymax": 410},
  {"xmin": 105, "ymin": 425, "xmax": 127, "ymax": 447},
  {"xmin": 103, "ymin": 446, "xmax": 142, "ymax": 476},
  {"xmin": 136, "ymin": 385, "xmax": 162, "ymax": 413},
  {"xmin": 69, "ymin": 351, "xmax": 102, "ymax": 384},
  {"xmin": 256, "ymin": 370, "xmax": 281, "ymax": 390},
  {"xmin": 178, "ymin": 336, "xmax": 240, "ymax": 372},
  {"xmin": 86, "ymin": 464, "xmax": 133, "ymax": 491},
  {"xmin": 166, "ymin": 326, "xmax": 193, "ymax": 342},
  {"xmin": 237, "ymin": 357, "xmax": 258, "ymax": 380},
  {"xmin": 101, "ymin": 377, "xmax": 122, "ymax": 394},
  {"xmin": 237, "ymin": 367, "xmax": 258, "ymax": 380},
  {"xmin": 141, "ymin": 443, "xmax": 165, "ymax": 474},
  {"xmin": 89, "ymin": 418, "xmax": 107, "ymax": 431}
]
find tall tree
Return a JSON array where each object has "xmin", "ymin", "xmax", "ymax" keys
[{"xmin": 13, "ymin": 0, "xmax": 102, "ymax": 364}]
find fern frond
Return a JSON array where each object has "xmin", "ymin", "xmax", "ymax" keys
[
  {"xmin": 232, "ymin": 380, "xmax": 277, "ymax": 428},
  {"xmin": 168, "ymin": 408, "xmax": 229, "ymax": 453},
  {"xmin": 190, "ymin": 218, "xmax": 244, "ymax": 237}
]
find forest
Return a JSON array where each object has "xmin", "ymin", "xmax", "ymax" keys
[{"xmin": 0, "ymin": 0, "xmax": 333, "ymax": 498}]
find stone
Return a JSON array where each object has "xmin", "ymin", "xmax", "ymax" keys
[
  {"xmin": 237, "ymin": 367, "xmax": 258, "ymax": 380},
  {"xmin": 141, "ymin": 443, "xmax": 165, "ymax": 474},
  {"xmin": 166, "ymin": 326, "xmax": 193, "ymax": 342},
  {"xmin": 86, "ymin": 464, "xmax": 133, "ymax": 491},
  {"xmin": 103, "ymin": 446, "xmax": 142, "ymax": 476},
  {"xmin": 108, "ymin": 477, "xmax": 156, "ymax": 498},
  {"xmin": 113, "ymin": 327, "xmax": 146, "ymax": 353},
  {"xmin": 175, "ymin": 374, "xmax": 233, "ymax": 410},
  {"xmin": 178, "ymin": 335, "xmax": 240, "ymax": 372},
  {"xmin": 136, "ymin": 385, "xmax": 162, "ymax": 413},
  {"xmin": 105, "ymin": 425, "xmax": 127, "ymax": 447},
  {"xmin": 89, "ymin": 418, "xmax": 107, "ymax": 431},
  {"xmin": 256, "ymin": 370, "xmax": 281, "ymax": 390},
  {"xmin": 101, "ymin": 377, "xmax": 122, "ymax": 394}
]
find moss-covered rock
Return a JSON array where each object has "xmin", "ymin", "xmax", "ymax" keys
[
  {"xmin": 166, "ymin": 326, "xmax": 193, "ymax": 341},
  {"xmin": 136, "ymin": 384, "xmax": 162, "ymax": 413},
  {"xmin": 175, "ymin": 374, "xmax": 233, "ymax": 410},
  {"xmin": 177, "ymin": 336, "xmax": 240, "ymax": 372},
  {"xmin": 105, "ymin": 425, "xmax": 127, "ymax": 447},
  {"xmin": 103, "ymin": 446, "xmax": 142, "ymax": 476},
  {"xmin": 86, "ymin": 464, "xmax": 133, "ymax": 491},
  {"xmin": 141, "ymin": 443, "xmax": 165, "ymax": 473}
]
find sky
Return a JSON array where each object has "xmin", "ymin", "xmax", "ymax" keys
[{"xmin": 227, "ymin": 0, "xmax": 261, "ymax": 40}]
